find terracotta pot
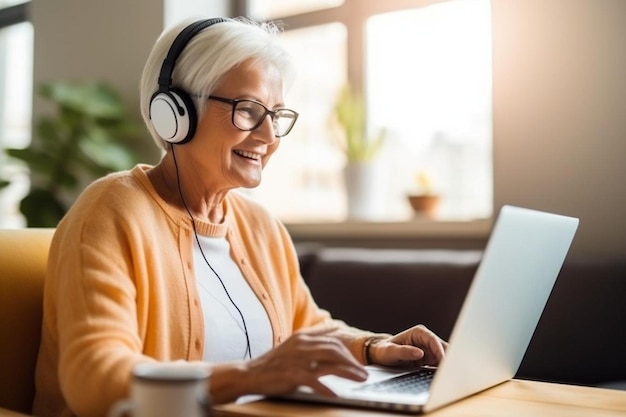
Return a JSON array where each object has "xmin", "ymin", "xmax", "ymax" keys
[{"xmin": 407, "ymin": 194, "xmax": 440, "ymax": 218}]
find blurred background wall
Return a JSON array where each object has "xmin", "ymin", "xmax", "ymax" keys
[{"xmin": 492, "ymin": 0, "xmax": 626, "ymax": 258}]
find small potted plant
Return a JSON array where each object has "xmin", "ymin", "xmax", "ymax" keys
[{"xmin": 407, "ymin": 171, "xmax": 440, "ymax": 218}]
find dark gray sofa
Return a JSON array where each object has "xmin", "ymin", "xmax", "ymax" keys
[{"xmin": 297, "ymin": 245, "xmax": 626, "ymax": 389}]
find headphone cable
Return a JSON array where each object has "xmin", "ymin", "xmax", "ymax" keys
[{"xmin": 171, "ymin": 145, "xmax": 252, "ymax": 360}]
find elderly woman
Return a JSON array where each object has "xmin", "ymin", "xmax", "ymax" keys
[{"xmin": 33, "ymin": 17, "xmax": 447, "ymax": 417}]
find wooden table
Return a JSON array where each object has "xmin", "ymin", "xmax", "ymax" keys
[
  {"xmin": 1, "ymin": 379, "xmax": 624, "ymax": 417},
  {"xmin": 212, "ymin": 379, "xmax": 626, "ymax": 417},
  {"xmin": 0, "ymin": 410, "xmax": 26, "ymax": 417}
]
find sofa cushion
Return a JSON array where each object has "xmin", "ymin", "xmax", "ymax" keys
[{"xmin": 303, "ymin": 247, "xmax": 482, "ymax": 339}]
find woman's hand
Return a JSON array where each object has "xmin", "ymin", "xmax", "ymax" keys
[
  {"xmin": 243, "ymin": 327, "xmax": 368, "ymax": 398},
  {"xmin": 369, "ymin": 325, "xmax": 448, "ymax": 368}
]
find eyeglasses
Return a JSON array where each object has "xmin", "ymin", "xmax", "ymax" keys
[{"xmin": 207, "ymin": 95, "xmax": 299, "ymax": 137}]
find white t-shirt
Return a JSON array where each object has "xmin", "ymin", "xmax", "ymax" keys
[{"xmin": 192, "ymin": 234, "xmax": 273, "ymax": 362}]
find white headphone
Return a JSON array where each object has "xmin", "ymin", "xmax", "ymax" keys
[{"xmin": 149, "ymin": 18, "xmax": 227, "ymax": 145}]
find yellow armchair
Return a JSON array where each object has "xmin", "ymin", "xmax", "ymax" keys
[{"xmin": 0, "ymin": 228, "xmax": 55, "ymax": 414}]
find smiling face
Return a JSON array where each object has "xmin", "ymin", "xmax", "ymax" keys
[{"xmin": 179, "ymin": 58, "xmax": 285, "ymax": 192}]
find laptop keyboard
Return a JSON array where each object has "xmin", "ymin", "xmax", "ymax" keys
[{"xmin": 355, "ymin": 368, "xmax": 436, "ymax": 394}]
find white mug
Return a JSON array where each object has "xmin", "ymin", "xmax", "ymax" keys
[{"xmin": 108, "ymin": 362, "xmax": 211, "ymax": 417}]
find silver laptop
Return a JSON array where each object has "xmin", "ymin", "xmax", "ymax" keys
[{"xmin": 282, "ymin": 205, "xmax": 579, "ymax": 413}]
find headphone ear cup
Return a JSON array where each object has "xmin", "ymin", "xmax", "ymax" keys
[{"xmin": 149, "ymin": 88, "xmax": 197, "ymax": 144}]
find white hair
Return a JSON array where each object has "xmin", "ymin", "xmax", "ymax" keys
[{"xmin": 139, "ymin": 17, "xmax": 295, "ymax": 151}]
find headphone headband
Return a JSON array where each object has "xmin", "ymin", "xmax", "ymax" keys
[{"xmin": 158, "ymin": 18, "xmax": 228, "ymax": 91}]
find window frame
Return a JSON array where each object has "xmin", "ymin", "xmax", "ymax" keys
[
  {"xmin": 0, "ymin": 1, "xmax": 31, "ymax": 229},
  {"xmin": 0, "ymin": 2, "xmax": 28, "ymax": 29},
  {"xmin": 245, "ymin": 0, "xmax": 452, "ymax": 94}
]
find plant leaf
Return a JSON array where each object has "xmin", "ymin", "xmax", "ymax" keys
[
  {"xmin": 39, "ymin": 82, "xmax": 126, "ymax": 119},
  {"xmin": 20, "ymin": 187, "xmax": 67, "ymax": 227},
  {"xmin": 334, "ymin": 84, "xmax": 387, "ymax": 162},
  {"xmin": 78, "ymin": 139, "xmax": 136, "ymax": 172}
]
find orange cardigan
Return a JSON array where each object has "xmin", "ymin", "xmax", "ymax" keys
[{"xmin": 33, "ymin": 165, "xmax": 372, "ymax": 417}]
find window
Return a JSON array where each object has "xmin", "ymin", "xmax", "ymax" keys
[
  {"xmin": 247, "ymin": 0, "xmax": 493, "ymax": 223},
  {"xmin": 0, "ymin": 0, "xmax": 32, "ymax": 228},
  {"xmin": 250, "ymin": 0, "xmax": 493, "ymax": 223},
  {"xmin": 366, "ymin": 2, "xmax": 492, "ymax": 221}
]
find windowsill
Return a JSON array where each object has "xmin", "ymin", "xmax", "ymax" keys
[{"xmin": 285, "ymin": 217, "xmax": 493, "ymax": 240}]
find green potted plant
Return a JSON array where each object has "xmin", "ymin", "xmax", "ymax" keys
[
  {"xmin": 3, "ymin": 81, "xmax": 139, "ymax": 227},
  {"xmin": 333, "ymin": 84, "xmax": 388, "ymax": 220}
]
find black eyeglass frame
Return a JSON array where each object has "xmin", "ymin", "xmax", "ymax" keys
[{"xmin": 207, "ymin": 95, "xmax": 299, "ymax": 137}]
